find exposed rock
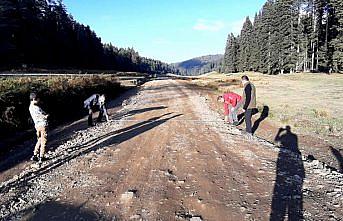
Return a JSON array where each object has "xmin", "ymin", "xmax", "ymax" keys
[
  {"xmin": 120, "ymin": 190, "xmax": 137, "ymax": 203},
  {"xmin": 190, "ymin": 217, "xmax": 203, "ymax": 221}
]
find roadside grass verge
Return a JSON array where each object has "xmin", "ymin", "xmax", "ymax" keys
[{"xmin": 187, "ymin": 72, "xmax": 343, "ymax": 145}]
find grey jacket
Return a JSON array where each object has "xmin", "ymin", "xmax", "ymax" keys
[{"xmin": 84, "ymin": 94, "xmax": 100, "ymax": 109}]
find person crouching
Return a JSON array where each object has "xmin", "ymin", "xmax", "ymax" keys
[
  {"xmin": 217, "ymin": 91, "xmax": 242, "ymax": 126},
  {"xmin": 29, "ymin": 93, "xmax": 49, "ymax": 164},
  {"xmin": 97, "ymin": 94, "xmax": 109, "ymax": 123},
  {"xmin": 84, "ymin": 94, "xmax": 109, "ymax": 126}
]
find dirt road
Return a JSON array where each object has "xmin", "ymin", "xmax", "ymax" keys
[{"xmin": 0, "ymin": 80, "xmax": 342, "ymax": 221}]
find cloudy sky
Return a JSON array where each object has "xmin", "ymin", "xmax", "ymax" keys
[{"xmin": 64, "ymin": 0, "xmax": 266, "ymax": 63}]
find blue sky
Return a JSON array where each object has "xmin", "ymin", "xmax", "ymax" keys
[{"xmin": 63, "ymin": 0, "xmax": 266, "ymax": 63}]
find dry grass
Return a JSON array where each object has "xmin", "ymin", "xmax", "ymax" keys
[{"xmin": 190, "ymin": 71, "xmax": 343, "ymax": 141}]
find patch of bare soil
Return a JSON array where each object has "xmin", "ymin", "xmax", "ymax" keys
[{"xmin": 0, "ymin": 79, "xmax": 342, "ymax": 221}]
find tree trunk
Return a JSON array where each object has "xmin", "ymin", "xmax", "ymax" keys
[
  {"xmin": 316, "ymin": 44, "xmax": 319, "ymax": 71},
  {"xmin": 297, "ymin": 4, "xmax": 301, "ymax": 72},
  {"xmin": 311, "ymin": 40, "xmax": 315, "ymax": 71},
  {"xmin": 304, "ymin": 44, "xmax": 308, "ymax": 72},
  {"xmin": 311, "ymin": 3, "xmax": 316, "ymax": 71}
]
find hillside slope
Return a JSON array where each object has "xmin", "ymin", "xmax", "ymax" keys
[{"xmin": 173, "ymin": 54, "xmax": 223, "ymax": 76}]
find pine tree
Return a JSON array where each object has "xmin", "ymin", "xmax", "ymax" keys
[
  {"xmin": 269, "ymin": 1, "xmax": 282, "ymax": 74},
  {"xmin": 316, "ymin": 0, "xmax": 332, "ymax": 72},
  {"xmin": 277, "ymin": 0, "xmax": 298, "ymax": 73},
  {"xmin": 0, "ymin": 0, "xmax": 173, "ymax": 74},
  {"xmin": 309, "ymin": 0, "xmax": 325, "ymax": 72},
  {"xmin": 237, "ymin": 17, "xmax": 254, "ymax": 72},
  {"xmin": 259, "ymin": 0, "xmax": 274, "ymax": 74},
  {"xmin": 330, "ymin": 0, "xmax": 343, "ymax": 71},
  {"xmin": 251, "ymin": 13, "xmax": 262, "ymax": 72},
  {"xmin": 222, "ymin": 0, "xmax": 342, "ymax": 74},
  {"xmin": 0, "ymin": 0, "xmax": 19, "ymax": 67},
  {"xmin": 223, "ymin": 33, "xmax": 238, "ymax": 73}
]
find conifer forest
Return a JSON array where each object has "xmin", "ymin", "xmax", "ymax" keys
[{"xmin": 223, "ymin": 0, "xmax": 343, "ymax": 74}]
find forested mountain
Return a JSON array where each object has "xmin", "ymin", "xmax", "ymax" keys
[
  {"xmin": 0, "ymin": 0, "xmax": 174, "ymax": 74},
  {"xmin": 223, "ymin": 0, "xmax": 343, "ymax": 74},
  {"xmin": 173, "ymin": 54, "xmax": 223, "ymax": 76}
]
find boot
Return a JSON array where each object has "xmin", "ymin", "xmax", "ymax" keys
[{"xmin": 31, "ymin": 155, "xmax": 39, "ymax": 162}]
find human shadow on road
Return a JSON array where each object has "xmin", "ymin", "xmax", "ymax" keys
[
  {"xmin": 49, "ymin": 106, "xmax": 169, "ymax": 150},
  {"xmin": 270, "ymin": 126, "xmax": 305, "ymax": 221},
  {"xmin": 237, "ymin": 108, "xmax": 258, "ymax": 126},
  {"xmin": 330, "ymin": 146, "xmax": 343, "ymax": 173},
  {"xmin": 3, "ymin": 201, "xmax": 110, "ymax": 221},
  {"xmin": 0, "ymin": 106, "xmax": 167, "ymax": 174},
  {"xmin": 110, "ymin": 106, "xmax": 167, "ymax": 121},
  {"xmin": 0, "ymin": 113, "xmax": 182, "ymax": 192},
  {"xmin": 252, "ymin": 106, "xmax": 269, "ymax": 134}
]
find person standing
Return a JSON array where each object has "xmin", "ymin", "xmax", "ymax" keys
[
  {"xmin": 217, "ymin": 91, "xmax": 242, "ymax": 125},
  {"xmin": 241, "ymin": 75, "xmax": 256, "ymax": 134},
  {"xmin": 29, "ymin": 93, "xmax": 48, "ymax": 164}
]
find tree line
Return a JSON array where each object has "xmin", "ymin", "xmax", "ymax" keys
[
  {"xmin": 223, "ymin": 0, "xmax": 343, "ymax": 74},
  {"xmin": 0, "ymin": 0, "xmax": 175, "ymax": 74}
]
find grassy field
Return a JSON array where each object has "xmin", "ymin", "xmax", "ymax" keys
[{"xmin": 190, "ymin": 72, "xmax": 343, "ymax": 144}]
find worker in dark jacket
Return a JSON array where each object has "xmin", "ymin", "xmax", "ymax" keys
[
  {"xmin": 241, "ymin": 75, "xmax": 256, "ymax": 134},
  {"xmin": 84, "ymin": 94, "xmax": 109, "ymax": 126}
]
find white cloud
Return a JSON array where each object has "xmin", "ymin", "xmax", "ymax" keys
[{"xmin": 193, "ymin": 19, "xmax": 225, "ymax": 32}]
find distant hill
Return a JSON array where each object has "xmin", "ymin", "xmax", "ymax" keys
[{"xmin": 173, "ymin": 54, "xmax": 223, "ymax": 76}]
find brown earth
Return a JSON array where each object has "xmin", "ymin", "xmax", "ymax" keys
[{"xmin": 0, "ymin": 79, "xmax": 342, "ymax": 221}]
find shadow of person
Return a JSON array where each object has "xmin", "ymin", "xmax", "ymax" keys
[
  {"xmin": 270, "ymin": 126, "xmax": 305, "ymax": 221},
  {"xmin": 0, "ymin": 113, "xmax": 183, "ymax": 192},
  {"xmin": 5, "ymin": 201, "xmax": 109, "ymax": 221},
  {"xmin": 252, "ymin": 106, "xmax": 269, "ymax": 134},
  {"xmin": 237, "ymin": 108, "xmax": 259, "ymax": 126},
  {"xmin": 0, "ymin": 106, "xmax": 168, "ymax": 174},
  {"xmin": 111, "ymin": 106, "xmax": 168, "ymax": 121},
  {"xmin": 330, "ymin": 146, "xmax": 343, "ymax": 173}
]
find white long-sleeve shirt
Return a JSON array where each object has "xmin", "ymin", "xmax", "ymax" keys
[{"xmin": 29, "ymin": 103, "xmax": 48, "ymax": 128}]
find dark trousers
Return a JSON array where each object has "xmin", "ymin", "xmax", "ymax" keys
[
  {"xmin": 88, "ymin": 108, "xmax": 94, "ymax": 126},
  {"xmin": 97, "ymin": 109, "xmax": 104, "ymax": 122},
  {"xmin": 88, "ymin": 105, "xmax": 107, "ymax": 126},
  {"xmin": 245, "ymin": 109, "xmax": 253, "ymax": 134}
]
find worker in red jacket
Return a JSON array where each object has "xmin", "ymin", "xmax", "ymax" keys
[{"xmin": 217, "ymin": 91, "xmax": 242, "ymax": 125}]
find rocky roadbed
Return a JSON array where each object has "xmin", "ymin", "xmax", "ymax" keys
[{"xmin": 0, "ymin": 79, "xmax": 342, "ymax": 221}]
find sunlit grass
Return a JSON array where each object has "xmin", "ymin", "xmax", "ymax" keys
[{"xmin": 190, "ymin": 72, "xmax": 343, "ymax": 141}]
